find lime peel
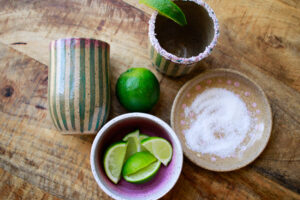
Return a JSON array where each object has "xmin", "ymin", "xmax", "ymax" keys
[
  {"xmin": 139, "ymin": 0, "xmax": 187, "ymax": 26},
  {"xmin": 124, "ymin": 161, "xmax": 161, "ymax": 184},
  {"xmin": 122, "ymin": 151, "xmax": 157, "ymax": 176},
  {"xmin": 116, "ymin": 68, "xmax": 160, "ymax": 112}
]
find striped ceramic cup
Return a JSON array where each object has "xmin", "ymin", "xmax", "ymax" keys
[
  {"xmin": 149, "ymin": 0, "xmax": 219, "ymax": 77},
  {"xmin": 48, "ymin": 38, "xmax": 110, "ymax": 134}
]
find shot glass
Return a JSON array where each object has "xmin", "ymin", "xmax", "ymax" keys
[{"xmin": 149, "ymin": 0, "xmax": 219, "ymax": 77}]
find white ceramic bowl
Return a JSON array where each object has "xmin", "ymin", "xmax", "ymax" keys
[{"xmin": 90, "ymin": 113, "xmax": 183, "ymax": 200}]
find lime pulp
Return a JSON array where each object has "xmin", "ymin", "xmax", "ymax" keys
[
  {"xmin": 103, "ymin": 141, "xmax": 128, "ymax": 184},
  {"xmin": 141, "ymin": 137, "xmax": 173, "ymax": 166}
]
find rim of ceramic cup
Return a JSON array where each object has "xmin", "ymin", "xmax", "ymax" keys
[
  {"xmin": 50, "ymin": 38, "xmax": 110, "ymax": 48},
  {"xmin": 90, "ymin": 112, "xmax": 183, "ymax": 200},
  {"xmin": 149, "ymin": 0, "xmax": 219, "ymax": 65}
]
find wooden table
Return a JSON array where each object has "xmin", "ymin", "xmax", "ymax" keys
[{"xmin": 0, "ymin": 0, "xmax": 299, "ymax": 199}]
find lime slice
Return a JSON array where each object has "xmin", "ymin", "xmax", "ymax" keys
[
  {"xmin": 122, "ymin": 151, "xmax": 157, "ymax": 176},
  {"xmin": 139, "ymin": 0, "xmax": 187, "ymax": 26},
  {"xmin": 139, "ymin": 134, "xmax": 149, "ymax": 142},
  {"xmin": 123, "ymin": 130, "xmax": 140, "ymax": 161},
  {"xmin": 103, "ymin": 141, "xmax": 128, "ymax": 184},
  {"xmin": 141, "ymin": 137, "xmax": 173, "ymax": 166},
  {"xmin": 139, "ymin": 134, "xmax": 150, "ymax": 151},
  {"xmin": 124, "ymin": 161, "xmax": 161, "ymax": 184}
]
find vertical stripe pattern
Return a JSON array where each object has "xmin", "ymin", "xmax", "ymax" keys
[
  {"xmin": 48, "ymin": 38, "xmax": 110, "ymax": 134},
  {"xmin": 150, "ymin": 46, "xmax": 197, "ymax": 77}
]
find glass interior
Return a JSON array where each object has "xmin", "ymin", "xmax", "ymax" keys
[{"xmin": 155, "ymin": 1, "xmax": 215, "ymax": 58}]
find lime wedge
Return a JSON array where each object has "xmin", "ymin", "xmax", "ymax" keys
[
  {"xmin": 139, "ymin": 0, "xmax": 187, "ymax": 26},
  {"xmin": 124, "ymin": 161, "xmax": 161, "ymax": 184},
  {"xmin": 123, "ymin": 130, "xmax": 140, "ymax": 161},
  {"xmin": 122, "ymin": 151, "xmax": 157, "ymax": 176},
  {"xmin": 139, "ymin": 134, "xmax": 150, "ymax": 151},
  {"xmin": 103, "ymin": 141, "xmax": 128, "ymax": 184},
  {"xmin": 141, "ymin": 137, "xmax": 173, "ymax": 166},
  {"xmin": 139, "ymin": 134, "xmax": 149, "ymax": 142}
]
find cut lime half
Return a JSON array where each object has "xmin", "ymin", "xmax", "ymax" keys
[
  {"xmin": 123, "ymin": 130, "xmax": 140, "ymax": 161},
  {"xmin": 124, "ymin": 160, "xmax": 161, "ymax": 184},
  {"xmin": 122, "ymin": 151, "xmax": 157, "ymax": 176},
  {"xmin": 139, "ymin": 0, "xmax": 187, "ymax": 26},
  {"xmin": 103, "ymin": 141, "xmax": 128, "ymax": 184},
  {"xmin": 141, "ymin": 137, "xmax": 173, "ymax": 166}
]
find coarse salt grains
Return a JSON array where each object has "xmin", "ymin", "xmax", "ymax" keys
[{"xmin": 183, "ymin": 88, "xmax": 261, "ymax": 159}]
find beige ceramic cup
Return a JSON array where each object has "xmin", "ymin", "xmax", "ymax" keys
[
  {"xmin": 149, "ymin": 0, "xmax": 219, "ymax": 77},
  {"xmin": 48, "ymin": 38, "xmax": 110, "ymax": 135}
]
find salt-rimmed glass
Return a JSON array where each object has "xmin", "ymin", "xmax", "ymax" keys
[{"xmin": 149, "ymin": 0, "xmax": 219, "ymax": 77}]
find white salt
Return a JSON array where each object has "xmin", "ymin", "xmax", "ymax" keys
[{"xmin": 183, "ymin": 88, "xmax": 259, "ymax": 158}]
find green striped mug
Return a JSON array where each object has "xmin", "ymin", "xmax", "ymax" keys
[
  {"xmin": 48, "ymin": 38, "xmax": 110, "ymax": 134},
  {"xmin": 148, "ymin": 0, "xmax": 219, "ymax": 77}
]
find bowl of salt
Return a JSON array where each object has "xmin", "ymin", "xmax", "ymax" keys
[{"xmin": 171, "ymin": 68, "xmax": 272, "ymax": 171}]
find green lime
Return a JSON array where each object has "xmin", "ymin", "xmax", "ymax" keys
[
  {"xmin": 139, "ymin": 134, "xmax": 149, "ymax": 142},
  {"xmin": 123, "ymin": 161, "xmax": 161, "ymax": 184},
  {"xmin": 116, "ymin": 68, "xmax": 160, "ymax": 112},
  {"xmin": 139, "ymin": 134, "xmax": 150, "ymax": 151},
  {"xmin": 103, "ymin": 141, "xmax": 128, "ymax": 184},
  {"xmin": 123, "ymin": 130, "xmax": 140, "ymax": 161},
  {"xmin": 122, "ymin": 151, "xmax": 157, "ymax": 176},
  {"xmin": 140, "ymin": 0, "xmax": 187, "ymax": 26},
  {"xmin": 141, "ymin": 137, "xmax": 173, "ymax": 166}
]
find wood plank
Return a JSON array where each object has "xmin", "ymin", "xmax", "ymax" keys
[
  {"xmin": 0, "ymin": 0, "xmax": 299, "ymax": 199},
  {"xmin": 163, "ymin": 159, "xmax": 300, "ymax": 200},
  {"xmin": 0, "ymin": 168, "xmax": 60, "ymax": 200}
]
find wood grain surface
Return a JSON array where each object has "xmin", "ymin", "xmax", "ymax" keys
[{"xmin": 0, "ymin": 0, "xmax": 299, "ymax": 199}]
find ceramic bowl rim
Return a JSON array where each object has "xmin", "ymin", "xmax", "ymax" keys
[
  {"xmin": 90, "ymin": 112, "xmax": 183, "ymax": 200},
  {"xmin": 170, "ymin": 68, "xmax": 272, "ymax": 171}
]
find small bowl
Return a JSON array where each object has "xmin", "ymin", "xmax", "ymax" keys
[
  {"xmin": 171, "ymin": 68, "xmax": 272, "ymax": 171},
  {"xmin": 90, "ymin": 113, "xmax": 183, "ymax": 200}
]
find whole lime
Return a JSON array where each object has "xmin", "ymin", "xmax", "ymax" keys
[{"xmin": 116, "ymin": 68, "xmax": 160, "ymax": 112}]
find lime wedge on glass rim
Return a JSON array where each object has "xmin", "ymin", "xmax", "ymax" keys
[
  {"xmin": 122, "ymin": 151, "xmax": 157, "ymax": 176},
  {"xmin": 123, "ymin": 130, "xmax": 140, "ymax": 161},
  {"xmin": 139, "ymin": 0, "xmax": 187, "ymax": 26},
  {"xmin": 103, "ymin": 141, "xmax": 128, "ymax": 184},
  {"xmin": 124, "ymin": 160, "xmax": 161, "ymax": 184},
  {"xmin": 141, "ymin": 137, "xmax": 173, "ymax": 166}
]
